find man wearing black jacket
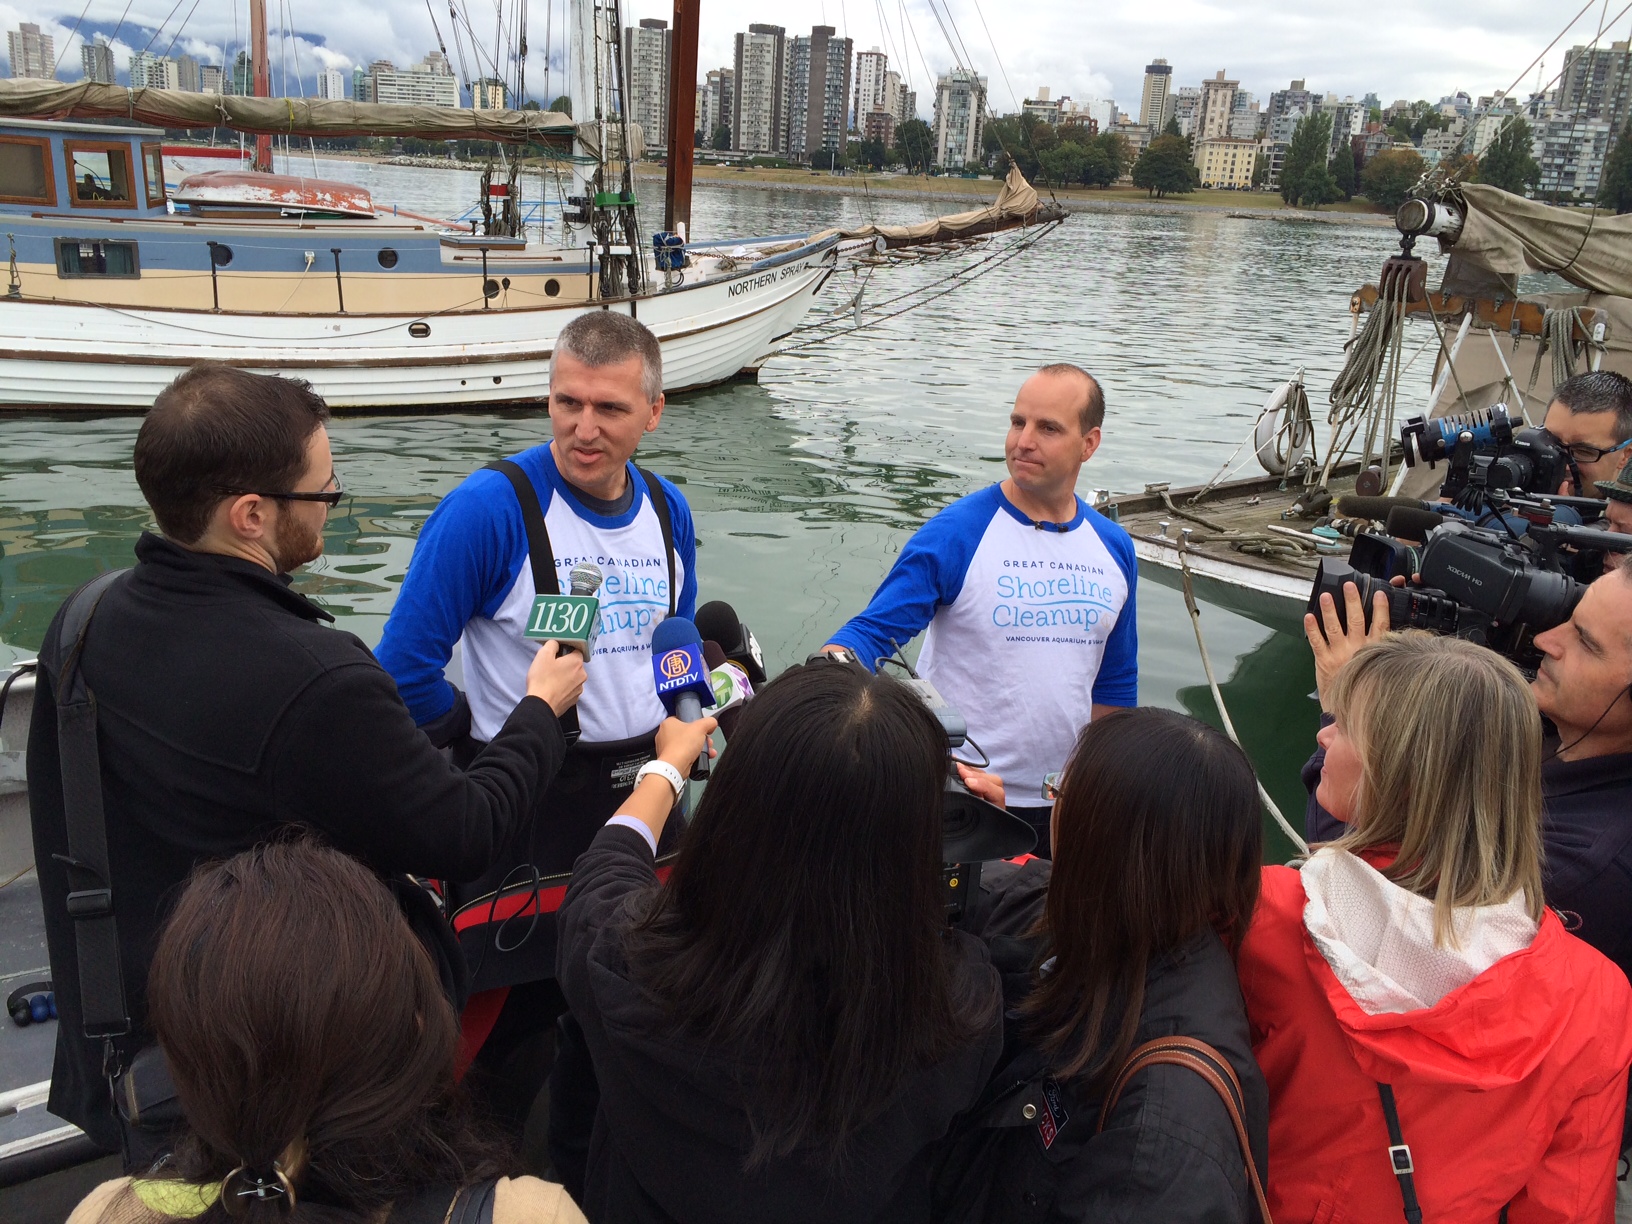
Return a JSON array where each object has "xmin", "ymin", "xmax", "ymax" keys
[
  {"xmin": 28, "ymin": 363, "xmax": 586, "ymax": 1159},
  {"xmin": 1304, "ymin": 571, "xmax": 1632, "ymax": 980}
]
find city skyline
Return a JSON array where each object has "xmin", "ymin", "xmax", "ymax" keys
[{"xmin": 0, "ymin": 0, "xmax": 1592, "ymax": 116}]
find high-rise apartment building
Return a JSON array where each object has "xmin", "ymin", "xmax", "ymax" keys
[
  {"xmin": 231, "ymin": 50, "xmax": 254, "ymax": 95},
  {"xmin": 176, "ymin": 53, "xmax": 201, "ymax": 92},
  {"xmin": 701, "ymin": 67, "xmax": 734, "ymax": 141},
  {"xmin": 129, "ymin": 52, "xmax": 179, "ymax": 90},
  {"xmin": 473, "ymin": 78, "xmax": 509, "ymax": 109},
  {"xmin": 200, "ymin": 64, "xmax": 223, "ymax": 94},
  {"xmin": 732, "ymin": 23, "xmax": 788, "ymax": 154},
  {"xmin": 933, "ymin": 67, "xmax": 986, "ymax": 168},
  {"xmin": 1023, "ymin": 86, "xmax": 1064, "ymax": 124},
  {"xmin": 8, "ymin": 22, "xmax": 55, "ymax": 79},
  {"xmin": 853, "ymin": 47, "xmax": 887, "ymax": 127},
  {"xmin": 623, "ymin": 19, "xmax": 672, "ymax": 150},
  {"xmin": 352, "ymin": 65, "xmax": 372, "ymax": 102},
  {"xmin": 1140, "ymin": 59, "xmax": 1173, "ymax": 130},
  {"xmin": 1558, "ymin": 41, "xmax": 1632, "ymax": 144},
  {"xmin": 1172, "ymin": 86, "xmax": 1201, "ymax": 136},
  {"xmin": 787, "ymin": 26, "xmax": 852, "ymax": 162},
  {"xmin": 1266, "ymin": 80, "xmax": 1315, "ymax": 123},
  {"xmin": 1195, "ymin": 70, "xmax": 1238, "ymax": 143},
  {"xmin": 317, "ymin": 67, "xmax": 346, "ymax": 100},
  {"xmin": 81, "ymin": 34, "xmax": 114, "ymax": 84},
  {"xmin": 373, "ymin": 55, "xmax": 457, "ymax": 107}
]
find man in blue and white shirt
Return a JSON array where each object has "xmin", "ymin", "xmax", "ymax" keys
[
  {"xmin": 379, "ymin": 312, "xmax": 696, "ymax": 870},
  {"xmin": 825, "ymin": 364, "xmax": 1137, "ymax": 854}
]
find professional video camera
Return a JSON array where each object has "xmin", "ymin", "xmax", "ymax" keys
[
  {"xmin": 1310, "ymin": 511, "xmax": 1632, "ymax": 669},
  {"xmin": 814, "ymin": 644, "xmax": 1036, "ymax": 925},
  {"xmin": 1400, "ymin": 405, "xmax": 1582, "ymax": 507}
]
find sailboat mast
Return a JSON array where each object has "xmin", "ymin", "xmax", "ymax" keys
[
  {"xmin": 249, "ymin": 0, "xmax": 273, "ymax": 172},
  {"xmin": 663, "ymin": 0, "xmax": 698, "ymax": 236}
]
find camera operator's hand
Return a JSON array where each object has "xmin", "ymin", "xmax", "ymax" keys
[
  {"xmin": 655, "ymin": 714, "xmax": 718, "ymax": 774},
  {"xmin": 526, "ymin": 640, "xmax": 588, "ymax": 717},
  {"xmin": 1305, "ymin": 581, "xmax": 1390, "ymax": 712},
  {"xmin": 956, "ymin": 765, "xmax": 1006, "ymax": 809}
]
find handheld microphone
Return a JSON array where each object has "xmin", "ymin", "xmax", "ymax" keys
[
  {"xmin": 651, "ymin": 617, "xmax": 716, "ymax": 779},
  {"xmin": 694, "ymin": 600, "xmax": 767, "ymax": 685},
  {"xmin": 703, "ymin": 641, "xmax": 753, "ymax": 739},
  {"xmin": 525, "ymin": 561, "xmax": 603, "ymax": 656}
]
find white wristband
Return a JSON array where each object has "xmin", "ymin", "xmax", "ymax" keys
[{"xmin": 635, "ymin": 758, "xmax": 685, "ymax": 800}]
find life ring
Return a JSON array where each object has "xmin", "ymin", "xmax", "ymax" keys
[{"xmin": 1255, "ymin": 378, "xmax": 1311, "ymax": 476}]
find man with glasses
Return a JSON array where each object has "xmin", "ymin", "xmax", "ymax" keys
[
  {"xmin": 27, "ymin": 362, "xmax": 586, "ymax": 1167},
  {"xmin": 1540, "ymin": 370, "xmax": 1632, "ymax": 497}
]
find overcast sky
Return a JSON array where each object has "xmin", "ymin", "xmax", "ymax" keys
[{"xmin": 0, "ymin": 0, "xmax": 1610, "ymax": 115}]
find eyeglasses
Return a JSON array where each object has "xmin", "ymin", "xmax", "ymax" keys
[
  {"xmin": 1544, "ymin": 432, "xmax": 1632, "ymax": 465},
  {"xmin": 214, "ymin": 470, "xmax": 345, "ymax": 507}
]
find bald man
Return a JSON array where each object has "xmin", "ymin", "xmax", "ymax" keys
[{"xmin": 824, "ymin": 364, "xmax": 1138, "ymax": 855}]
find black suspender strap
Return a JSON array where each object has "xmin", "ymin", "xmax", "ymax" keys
[
  {"xmin": 486, "ymin": 460, "xmax": 559, "ymax": 597},
  {"xmin": 47, "ymin": 570, "xmax": 134, "ymax": 1058},
  {"xmin": 634, "ymin": 466, "xmax": 678, "ymax": 618},
  {"xmin": 1377, "ymin": 1083, "xmax": 1424, "ymax": 1224}
]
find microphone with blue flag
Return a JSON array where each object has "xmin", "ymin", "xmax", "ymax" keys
[{"xmin": 651, "ymin": 616, "xmax": 717, "ymax": 779}]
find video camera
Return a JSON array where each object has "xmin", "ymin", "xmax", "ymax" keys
[
  {"xmin": 816, "ymin": 645, "xmax": 1037, "ymax": 925},
  {"xmin": 1310, "ymin": 512, "xmax": 1632, "ymax": 669},
  {"xmin": 1400, "ymin": 405, "xmax": 1580, "ymax": 507}
]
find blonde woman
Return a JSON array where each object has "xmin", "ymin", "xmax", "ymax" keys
[{"xmin": 1239, "ymin": 590, "xmax": 1632, "ymax": 1223}]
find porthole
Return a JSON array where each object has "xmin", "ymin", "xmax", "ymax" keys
[
  {"xmin": 408, "ymin": 321, "xmax": 431, "ymax": 338},
  {"xmin": 493, "ymin": 375, "xmax": 502, "ymax": 385},
  {"xmin": 544, "ymin": 278, "xmax": 561, "ymax": 297},
  {"xmin": 377, "ymin": 247, "xmax": 399, "ymax": 269},
  {"xmin": 483, "ymin": 278, "xmax": 500, "ymax": 299}
]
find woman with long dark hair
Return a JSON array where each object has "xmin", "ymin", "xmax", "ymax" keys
[
  {"xmin": 555, "ymin": 661, "xmax": 1003, "ymax": 1224},
  {"xmin": 941, "ymin": 706, "xmax": 1268, "ymax": 1223},
  {"xmin": 67, "ymin": 841, "xmax": 584, "ymax": 1224}
]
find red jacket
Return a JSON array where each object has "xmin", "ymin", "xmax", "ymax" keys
[{"xmin": 1239, "ymin": 859, "xmax": 1632, "ymax": 1223}]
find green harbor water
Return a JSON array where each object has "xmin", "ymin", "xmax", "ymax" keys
[{"xmin": 0, "ymin": 169, "xmax": 1438, "ymax": 858}]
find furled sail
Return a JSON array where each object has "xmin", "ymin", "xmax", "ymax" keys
[
  {"xmin": 817, "ymin": 164, "xmax": 1064, "ymax": 249},
  {"xmin": 1446, "ymin": 183, "xmax": 1632, "ymax": 298},
  {"xmin": 0, "ymin": 80, "xmax": 574, "ymax": 143}
]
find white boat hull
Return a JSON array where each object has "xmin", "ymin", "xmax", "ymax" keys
[
  {"xmin": 0, "ymin": 241, "xmax": 838, "ymax": 410},
  {"xmin": 1132, "ymin": 537, "xmax": 1311, "ymax": 630}
]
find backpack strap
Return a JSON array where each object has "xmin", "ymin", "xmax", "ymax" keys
[
  {"xmin": 634, "ymin": 466, "xmax": 677, "ymax": 618},
  {"xmin": 385, "ymin": 1179, "xmax": 497, "ymax": 1224},
  {"xmin": 1098, "ymin": 1036, "xmax": 1273, "ymax": 1224},
  {"xmin": 1377, "ymin": 1083, "xmax": 1425, "ymax": 1224},
  {"xmin": 43, "ymin": 570, "xmax": 135, "ymax": 1058},
  {"xmin": 448, "ymin": 1178, "xmax": 499, "ymax": 1224}
]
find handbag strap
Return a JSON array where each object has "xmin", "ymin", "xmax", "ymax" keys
[
  {"xmin": 1376, "ymin": 1083, "xmax": 1425, "ymax": 1224},
  {"xmin": 1098, "ymin": 1036, "xmax": 1273, "ymax": 1224}
]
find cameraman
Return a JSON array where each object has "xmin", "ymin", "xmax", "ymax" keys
[
  {"xmin": 1305, "ymin": 571, "xmax": 1632, "ymax": 980},
  {"xmin": 1543, "ymin": 370, "xmax": 1632, "ymax": 496}
]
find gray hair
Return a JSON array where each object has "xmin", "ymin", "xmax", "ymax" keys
[
  {"xmin": 1553, "ymin": 370, "xmax": 1632, "ymax": 443},
  {"xmin": 551, "ymin": 311, "xmax": 664, "ymax": 403}
]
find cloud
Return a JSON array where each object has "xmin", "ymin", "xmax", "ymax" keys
[{"xmin": 0, "ymin": 0, "xmax": 1603, "ymax": 109}]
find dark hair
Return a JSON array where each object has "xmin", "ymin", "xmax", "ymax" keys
[
  {"xmin": 552, "ymin": 310, "xmax": 663, "ymax": 402},
  {"xmin": 1553, "ymin": 370, "xmax": 1632, "ymax": 443},
  {"xmin": 1035, "ymin": 363, "xmax": 1105, "ymax": 432},
  {"xmin": 148, "ymin": 840, "xmax": 506, "ymax": 1222},
  {"xmin": 134, "ymin": 363, "xmax": 330, "ymax": 545},
  {"xmin": 622, "ymin": 663, "xmax": 994, "ymax": 1168},
  {"xmin": 1023, "ymin": 708, "xmax": 1262, "ymax": 1091}
]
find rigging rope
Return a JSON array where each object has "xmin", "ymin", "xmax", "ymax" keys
[{"xmin": 1530, "ymin": 307, "xmax": 1591, "ymax": 392}]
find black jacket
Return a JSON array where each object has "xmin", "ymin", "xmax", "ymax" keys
[
  {"xmin": 1302, "ymin": 714, "xmax": 1632, "ymax": 980},
  {"xmin": 28, "ymin": 534, "xmax": 566, "ymax": 1148},
  {"xmin": 939, "ymin": 859, "xmax": 1269, "ymax": 1224},
  {"xmin": 555, "ymin": 824, "xmax": 1006, "ymax": 1224}
]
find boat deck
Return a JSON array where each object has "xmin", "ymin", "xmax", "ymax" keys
[{"xmin": 1105, "ymin": 462, "xmax": 1363, "ymax": 629}]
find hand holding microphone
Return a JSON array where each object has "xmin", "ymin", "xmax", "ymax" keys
[
  {"xmin": 525, "ymin": 639, "xmax": 587, "ymax": 716},
  {"xmin": 654, "ymin": 714, "xmax": 718, "ymax": 776},
  {"xmin": 651, "ymin": 617, "xmax": 718, "ymax": 779}
]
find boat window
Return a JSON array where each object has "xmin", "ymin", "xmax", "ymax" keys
[
  {"xmin": 65, "ymin": 143, "xmax": 135, "ymax": 208},
  {"xmin": 55, "ymin": 238, "xmax": 140, "ymax": 278},
  {"xmin": 141, "ymin": 143, "xmax": 165, "ymax": 206},
  {"xmin": 0, "ymin": 136, "xmax": 54, "ymax": 205}
]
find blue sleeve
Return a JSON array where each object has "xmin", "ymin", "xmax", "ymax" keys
[
  {"xmin": 828, "ymin": 492, "xmax": 992, "ymax": 669},
  {"xmin": 375, "ymin": 469, "xmax": 529, "ymax": 725},
  {"xmin": 657, "ymin": 474, "xmax": 698, "ymax": 621},
  {"xmin": 1091, "ymin": 512, "xmax": 1139, "ymax": 707}
]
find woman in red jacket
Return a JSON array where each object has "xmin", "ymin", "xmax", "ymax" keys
[{"xmin": 1239, "ymin": 603, "xmax": 1632, "ymax": 1224}]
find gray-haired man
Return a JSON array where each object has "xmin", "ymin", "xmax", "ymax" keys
[{"xmin": 377, "ymin": 311, "xmax": 696, "ymax": 1179}]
